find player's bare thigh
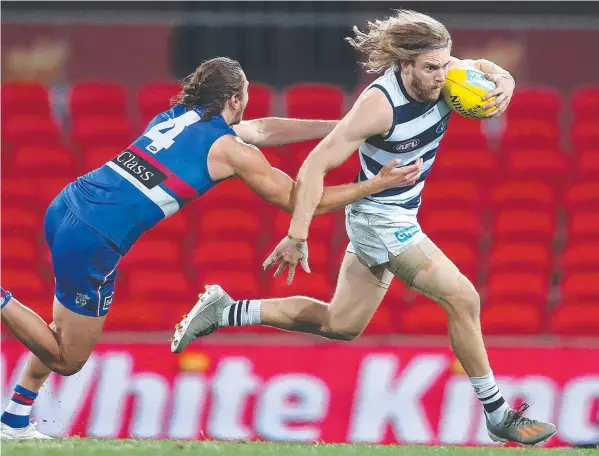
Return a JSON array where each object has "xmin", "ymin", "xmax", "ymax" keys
[
  {"xmin": 52, "ymin": 296, "xmax": 106, "ymax": 374},
  {"xmin": 387, "ymin": 237, "xmax": 477, "ymax": 310},
  {"xmin": 325, "ymin": 252, "xmax": 393, "ymax": 337}
]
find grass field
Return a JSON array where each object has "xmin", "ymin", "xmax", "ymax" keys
[{"xmin": 1, "ymin": 439, "xmax": 596, "ymax": 456}]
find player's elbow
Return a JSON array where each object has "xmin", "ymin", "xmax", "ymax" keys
[{"xmin": 253, "ymin": 119, "xmax": 271, "ymax": 146}]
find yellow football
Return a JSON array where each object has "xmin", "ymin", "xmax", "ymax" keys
[{"xmin": 442, "ymin": 67, "xmax": 497, "ymax": 119}]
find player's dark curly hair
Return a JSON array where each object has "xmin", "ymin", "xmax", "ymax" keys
[{"xmin": 174, "ymin": 57, "xmax": 244, "ymax": 121}]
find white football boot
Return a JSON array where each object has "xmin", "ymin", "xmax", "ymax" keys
[
  {"xmin": 1, "ymin": 421, "xmax": 52, "ymax": 439},
  {"xmin": 170, "ymin": 285, "xmax": 234, "ymax": 354}
]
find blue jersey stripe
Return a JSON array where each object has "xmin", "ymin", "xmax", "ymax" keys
[
  {"xmin": 367, "ymin": 193, "xmax": 422, "ymax": 209},
  {"xmin": 365, "ymin": 113, "xmax": 450, "ymax": 154},
  {"xmin": 394, "ymin": 99, "xmax": 442, "ymax": 125},
  {"xmin": 370, "ymin": 168, "xmax": 432, "ymax": 198},
  {"xmin": 361, "ymin": 146, "xmax": 438, "ymax": 176}
]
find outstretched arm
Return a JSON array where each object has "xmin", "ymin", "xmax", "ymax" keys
[
  {"xmin": 233, "ymin": 118, "xmax": 338, "ymax": 147},
  {"xmin": 219, "ymin": 135, "xmax": 418, "ymax": 216}
]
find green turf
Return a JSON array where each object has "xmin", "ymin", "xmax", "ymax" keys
[{"xmin": 1, "ymin": 439, "xmax": 596, "ymax": 456}]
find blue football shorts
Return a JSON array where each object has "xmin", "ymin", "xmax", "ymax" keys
[{"xmin": 44, "ymin": 192, "xmax": 121, "ymax": 317}]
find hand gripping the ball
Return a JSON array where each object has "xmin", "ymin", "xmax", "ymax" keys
[{"xmin": 482, "ymin": 73, "xmax": 515, "ymax": 117}]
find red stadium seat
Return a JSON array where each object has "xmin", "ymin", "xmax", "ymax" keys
[
  {"xmin": 507, "ymin": 86, "xmax": 562, "ymax": 121},
  {"xmin": 1, "ymin": 207, "xmax": 43, "ymax": 237},
  {"xmin": 2, "ymin": 115, "xmax": 63, "ymax": 148},
  {"xmin": 482, "ymin": 302, "xmax": 543, "ymax": 335},
  {"xmin": 433, "ymin": 147, "xmax": 497, "ymax": 181},
  {"xmin": 191, "ymin": 240, "xmax": 258, "ymax": 271},
  {"xmin": 10, "ymin": 144, "xmax": 79, "ymax": 178},
  {"xmin": 487, "ymin": 242, "xmax": 552, "ymax": 275},
  {"xmin": 272, "ymin": 211, "xmax": 339, "ymax": 243},
  {"xmin": 446, "ymin": 115, "xmax": 483, "ymax": 136},
  {"xmin": 70, "ymin": 82, "xmax": 128, "ymax": 118},
  {"xmin": 267, "ymin": 272, "xmax": 334, "ymax": 302},
  {"xmin": 81, "ymin": 146, "xmax": 118, "ymax": 171},
  {"xmin": 136, "ymin": 81, "xmax": 181, "ymax": 125},
  {"xmin": 571, "ymin": 121, "xmax": 599, "ymax": 152},
  {"xmin": 433, "ymin": 240, "xmax": 479, "ymax": 281},
  {"xmin": 122, "ymin": 238, "xmax": 184, "ymax": 269},
  {"xmin": 1, "ymin": 178, "xmax": 42, "ymax": 209},
  {"xmin": 504, "ymin": 148, "xmax": 567, "ymax": 182},
  {"xmin": 200, "ymin": 271, "xmax": 263, "ymax": 299},
  {"xmin": 324, "ymin": 153, "xmax": 361, "ymax": 186},
  {"xmin": 196, "ymin": 208, "xmax": 263, "ymax": 240},
  {"xmin": 492, "ymin": 209, "xmax": 556, "ymax": 242},
  {"xmin": 1, "ymin": 236, "xmax": 38, "ymax": 267},
  {"xmin": 199, "ymin": 269, "xmax": 262, "ymax": 300},
  {"xmin": 363, "ymin": 300, "xmax": 405, "ymax": 336},
  {"xmin": 486, "ymin": 272, "xmax": 550, "ymax": 308},
  {"xmin": 422, "ymin": 179, "xmax": 483, "ymax": 212},
  {"xmin": 71, "ymin": 116, "xmax": 134, "ymax": 149},
  {"xmin": 1, "ymin": 82, "xmax": 52, "ymax": 118},
  {"xmin": 399, "ymin": 296, "xmax": 447, "ymax": 335},
  {"xmin": 382, "ymin": 279, "xmax": 412, "ymax": 307},
  {"xmin": 260, "ymin": 146, "xmax": 286, "ymax": 170},
  {"xmin": 420, "ymin": 209, "xmax": 484, "ymax": 240},
  {"xmin": 561, "ymin": 242, "xmax": 599, "ymax": 274},
  {"xmin": 561, "ymin": 272, "xmax": 599, "ymax": 302},
  {"xmin": 571, "ymin": 86, "xmax": 599, "ymax": 121},
  {"xmin": 566, "ymin": 211, "xmax": 599, "ymax": 241},
  {"xmin": 144, "ymin": 212, "xmax": 192, "ymax": 240},
  {"xmin": 501, "ymin": 122, "xmax": 561, "ymax": 150},
  {"xmin": 243, "ymin": 83, "xmax": 274, "ymax": 120},
  {"xmin": 125, "ymin": 270, "xmax": 193, "ymax": 302},
  {"xmin": 35, "ymin": 177, "xmax": 72, "ymax": 207},
  {"xmin": 194, "ymin": 177, "xmax": 269, "ymax": 213},
  {"xmin": 293, "ymin": 240, "xmax": 337, "ymax": 273},
  {"xmin": 440, "ymin": 130, "xmax": 489, "ymax": 150},
  {"xmin": 284, "ymin": 83, "xmax": 345, "ymax": 120},
  {"xmin": 564, "ymin": 180, "xmax": 599, "ymax": 211},
  {"xmin": 103, "ymin": 304, "xmax": 167, "ymax": 332},
  {"xmin": 549, "ymin": 302, "xmax": 599, "ymax": 337},
  {"xmin": 0, "ymin": 268, "xmax": 51, "ymax": 320},
  {"xmin": 575, "ymin": 148, "xmax": 599, "ymax": 179},
  {"xmin": 489, "ymin": 180, "xmax": 557, "ymax": 210},
  {"xmin": 284, "ymin": 140, "xmax": 319, "ymax": 167}
]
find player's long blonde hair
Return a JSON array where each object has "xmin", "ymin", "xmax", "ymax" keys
[{"xmin": 346, "ymin": 10, "xmax": 452, "ymax": 73}]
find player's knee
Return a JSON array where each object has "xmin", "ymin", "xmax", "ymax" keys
[{"xmin": 445, "ymin": 280, "xmax": 480, "ymax": 319}]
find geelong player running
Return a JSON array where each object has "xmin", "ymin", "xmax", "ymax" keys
[{"xmin": 173, "ymin": 12, "xmax": 557, "ymax": 446}]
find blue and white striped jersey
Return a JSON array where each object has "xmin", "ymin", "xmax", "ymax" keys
[{"xmin": 351, "ymin": 66, "xmax": 452, "ymax": 214}]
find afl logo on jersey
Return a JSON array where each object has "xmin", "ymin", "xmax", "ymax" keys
[{"xmin": 393, "ymin": 139, "xmax": 420, "ymax": 152}]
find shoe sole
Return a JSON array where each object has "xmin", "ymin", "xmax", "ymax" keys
[
  {"xmin": 488, "ymin": 428, "xmax": 557, "ymax": 446},
  {"xmin": 170, "ymin": 285, "xmax": 222, "ymax": 354}
]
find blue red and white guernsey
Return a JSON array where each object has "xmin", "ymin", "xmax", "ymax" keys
[
  {"xmin": 43, "ymin": 105, "xmax": 235, "ymax": 317},
  {"xmin": 64, "ymin": 105, "xmax": 235, "ymax": 253}
]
